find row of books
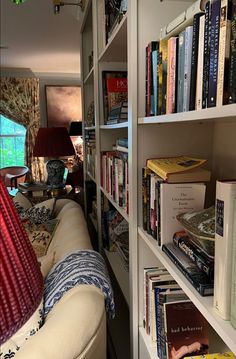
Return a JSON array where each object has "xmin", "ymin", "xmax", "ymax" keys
[
  {"xmin": 105, "ymin": 0, "xmax": 127, "ymax": 43},
  {"xmin": 142, "ymin": 156, "xmax": 210, "ymax": 245},
  {"xmin": 143, "ymin": 266, "xmax": 210, "ymax": 358},
  {"xmin": 101, "ymin": 150, "xmax": 129, "ymax": 213},
  {"xmin": 145, "ymin": 0, "xmax": 236, "ymax": 117}
]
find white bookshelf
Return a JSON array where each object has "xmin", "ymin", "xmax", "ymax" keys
[
  {"xmin": 80, "ymin": 0, "xmax": 236, "ymax": 358},
  {"xmin": 104, "ymin": 249, "xmax": 129, "ymax": 306}
]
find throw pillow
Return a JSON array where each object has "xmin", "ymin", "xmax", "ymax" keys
[
  {"xmin": 0, "ymin": 299, "xmax": 44, "ymax": 359},
  {"xmin": 14, "ymin": 197, "xmax": 56, "ymax": 225},
  {"xmin": 12, "ymin": 191, "xmax": 32, "ymax": 215},
  {"xmin": 23, "ymin": 218, "xmax": 59, "ymax": 258}
]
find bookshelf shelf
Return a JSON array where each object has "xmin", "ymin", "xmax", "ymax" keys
[
  {"xmin": 138, "ymin": 104, "xmax": 236, "ymax": 125},
  {"xmin": 84, "ymin": 126, "xmax": 96, "ymax": 131},
  {"xmin": 139, "ymin": 327, "xmax": 156, "ymax": 359},
  {"xmin": 98, "ymin": 14, "xmax": 127, "ymax": 62},
  {"xmin": 86, "ymin": 171, "xmax": 96, "ymax": 183},
  {"xmin": 100, "ymin": 186, "xmax": 129, "ymax": 223},
  {"xmin": 104, "ymin": 248, "xmax": 129, "ymax": 306},
  {"xmin": 100, "ymin": 122, "xmax": 128, "ymax": 130},
  {"xmin": 83, "ymin": 67, "xmax": 94, "ymax": 84},
  {"xmin": 138, "ymin": 227, "xmax": 236, "ymax": 354}
]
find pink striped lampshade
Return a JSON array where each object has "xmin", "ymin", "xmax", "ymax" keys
[{"xmin": 0, "ymin": 178, "xmax": 44, "ymax": 345}]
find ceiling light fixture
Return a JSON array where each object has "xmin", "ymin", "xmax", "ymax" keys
[{"xmin": 53, "ymin": 0, "xmax": 84, "ymax": 14}]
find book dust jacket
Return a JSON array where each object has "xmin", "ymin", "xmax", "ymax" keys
[{"xmin": 164, "ymin": 300, "xmax": 209, "ymax": 359}]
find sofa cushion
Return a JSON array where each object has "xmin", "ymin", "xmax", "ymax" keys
[
  {"xmin": 13, "ymin": 193, "xmax": 56, "ymax": 225},
  {"xmin": 0, "ymin": 299, "xmax": 44, "ymax": 359},
  {"xmin": 38, "ymin": 252, "xmax": 55, "ymax": 278}
]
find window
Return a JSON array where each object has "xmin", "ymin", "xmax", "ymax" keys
[{"xmin": 0, "ymin": 115, "xmax": 26, "ymax": 168}]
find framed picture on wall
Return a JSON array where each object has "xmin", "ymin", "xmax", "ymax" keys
[{"xmin": 45, "ymin": 86, "xmax": 81, "ymax": 130}]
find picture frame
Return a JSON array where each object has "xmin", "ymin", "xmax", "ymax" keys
[{"xmin": 45, "ymin": 85, "xmax": 81, "ymax": 130}]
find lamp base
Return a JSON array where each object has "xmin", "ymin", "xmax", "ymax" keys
[{"xmin": 46, "ymin": 159, "xmax": 65, "ymax": 189}]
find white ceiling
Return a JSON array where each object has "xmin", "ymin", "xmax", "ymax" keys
[{"xmin": 0, "ymin": 0, "xmax": 81, "ymax": 75}]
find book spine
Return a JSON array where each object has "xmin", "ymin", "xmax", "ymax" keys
[
  {"xmin": 228, "ymin": 0, "xmax": 236, "ymax": 103},
  {"xmin": 155, "ymin": 179, "xmax": 163, "ymax": 246},
  {"xmin": 166, "ymin": 37, "xmax": 178, "ymax": 114},
  {"xmin": 208, "ymin": 0, "xmax": 221, "ymax": 107},
  {"xmin": 177, "ymin": 30, "xmax": 185, "ymax": 113},
  {"xmin": 173, "ymin": 231, "xmax": 214, "ymax": 281},
  {"xmin": 142, "ymin": 167, "xmax": 150, "ymax": 230},
  {"xmin": 158, "ymin": 47, "xmax": 163, "ymax": 115},
  {"xmin": 214, "ymin": 180, "xmax": 236, "ymax": 320},
  {"xmin": 228, "ymin": 39, "xmax": 236, "ymax": 103},
  {"xmin": 216, "ymin": 0, "xmax": 232, "ymax": 106},
  {"xmin": 152, "ymin": 49, "xmax": 159, "ymax": 116},
  {"xmin": 150, "ymin": 174, "xmax": 157, "ymax": 239},
  {"xmin": 146, "ymin": 172, "xmax": 151, "ymax": 235},
  {"xmin": 196, "ymin": 14, "xmax": 206, "ymax": 109},
  {"xmin": 189, "ymin": 13, "xmax": 203, "ymax": 111},
  {"xmin": 202, "ymin": 1, "xmax": 211, "ymax": 109},
  {"xmin": 150, "ymin": 41, "xmax": 159, "ymax": 115},
  {"xmin": 231, "ymin": 197, "xmax": 236, "ymax": 328},
  {"xmin": 183, "ymin": 26, "xmax": 193, "ymax": 112},
  {"xmin": 162, "ymin": 245, "xmax": 213, "ymax": 296},
  {"xmin": 161, "ymin": 39, "xmax": 168, "ymax": 114},
  {"xmin": 145, "ymin": 45, "xmax": 149, "ymax": 116}
]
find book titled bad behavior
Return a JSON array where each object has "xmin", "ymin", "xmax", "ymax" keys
[{"xmin": 164, "ymin": 300, "xmax": 209, "ymax": 359}]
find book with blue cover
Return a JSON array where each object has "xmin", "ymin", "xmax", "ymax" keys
[{"xmin": 162, "ymin": 243, "xmax": 214, "ymax": 296}]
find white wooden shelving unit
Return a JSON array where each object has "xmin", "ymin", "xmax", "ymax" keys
[{"xmin": 80, "ymin": 0, "xmax": 236, "ymax": 358}]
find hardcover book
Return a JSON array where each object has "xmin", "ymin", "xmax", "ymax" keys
[
  {"xmin": 208, "ymin": 0, "xmax": 221, "ymax": 108},
  {"xmin": 196, "ymin": 14, "xmax": 205, "ymax": 110},
  {"xmin": 162, "ymin": 243, "xmax": 214, "ymax": 296},
  {"xmin": 102, "ymin": 71, "xmax": 128, "ymax": 124},
  {"xmin": 216, "ymin": 0, "xmax": 232, "ymax": 106},
  {"xmin": 202, "ymin": 0, "xmax": 211, "ymax": 109},
  {"xmin": 183, "ymin": 26, "xmax": 193, "ymax": 112},
  {"xmin": 214, "ymin": 180, "xmax": 236, "ymax": 320},
  {"xmin": 146, "ymin": 156, "xmax": 208, "ymax": 182},
  {"xmin": 155, "ymin": 286, "xmax": 188, "ymax": 358},
  {"xmin": 164, "ymin": 300, "xmax": 209, "ymax": 359},
  {"xmin": 166, "ymin": 37, "xmax": 178, "ymax": 114},
  {"xmin": 231, "ymin": 197, "xmax": 236, "ymax": 328},
  {"xmin": 177, "ymin": 30, "xmax": 185, "ymax": 113},
  {"xmin": 173, "ymin": 230, "xmax": 214, "ymax": 281},
  {"xmin": 160, "ymin": 183, "xmax": 206, "ymax": 246},
  {"xmin": 189, "ymin": 13, "xmax": 203, "ymax": 111}
]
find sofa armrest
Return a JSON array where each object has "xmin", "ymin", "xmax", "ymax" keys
[{"xmin": 15, "ymin": 285, "xmax": 106, "ymax": 359}]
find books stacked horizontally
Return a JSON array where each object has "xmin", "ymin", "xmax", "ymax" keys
[
  {"xmin": 142, "ymin": 155, "xmax": 211, "ymax": 244},
  {"xmin": 145, "ymin": 0, "xmax": 235, "ymax": 116},
  {"xmin": 143, "ymin": 266, "xmax": 210, "ymax": 358},
  {"xmin": 112, "ymin": 137, "xmax": 128, "ymax": 153}
]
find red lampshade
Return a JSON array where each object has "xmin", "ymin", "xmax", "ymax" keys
[
  {"xmin": 0, "ymin": 179, "xmax": 44, "ymax": 345},
  {"xmin": 33, "ymin": 127, "xmax": 75, "ymax": 157}
]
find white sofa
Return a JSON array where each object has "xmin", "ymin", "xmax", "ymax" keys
[{"xmin": 16, "ymin": 199, "xmax": 106, "ymax": 359}]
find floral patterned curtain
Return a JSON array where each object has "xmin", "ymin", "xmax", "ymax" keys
[{"xmin": 0, "ymin": 77, "xmax": 44, "ymax": 181}]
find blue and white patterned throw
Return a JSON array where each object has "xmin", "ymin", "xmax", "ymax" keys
[{"xmin": 44, "ymin": 250, "xmax": 115, "ymax": 318}]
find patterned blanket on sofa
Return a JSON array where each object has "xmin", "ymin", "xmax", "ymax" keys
[{"xmin": 44, "ymin": 250, "xmax": 115, "ymax": 318}]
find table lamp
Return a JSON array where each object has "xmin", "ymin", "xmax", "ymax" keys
[
  {"xmin": 33, "ymin": 127, "xmax": 75, "ymax": 188},
  {"xmin": 0, "ymin": 178, "xmax": 43, "ymax": 344}
]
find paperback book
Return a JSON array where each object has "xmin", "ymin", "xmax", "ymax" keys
[{"xmin": 164, "ymin": 300, "xmax": 209, "ymax": 359}]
